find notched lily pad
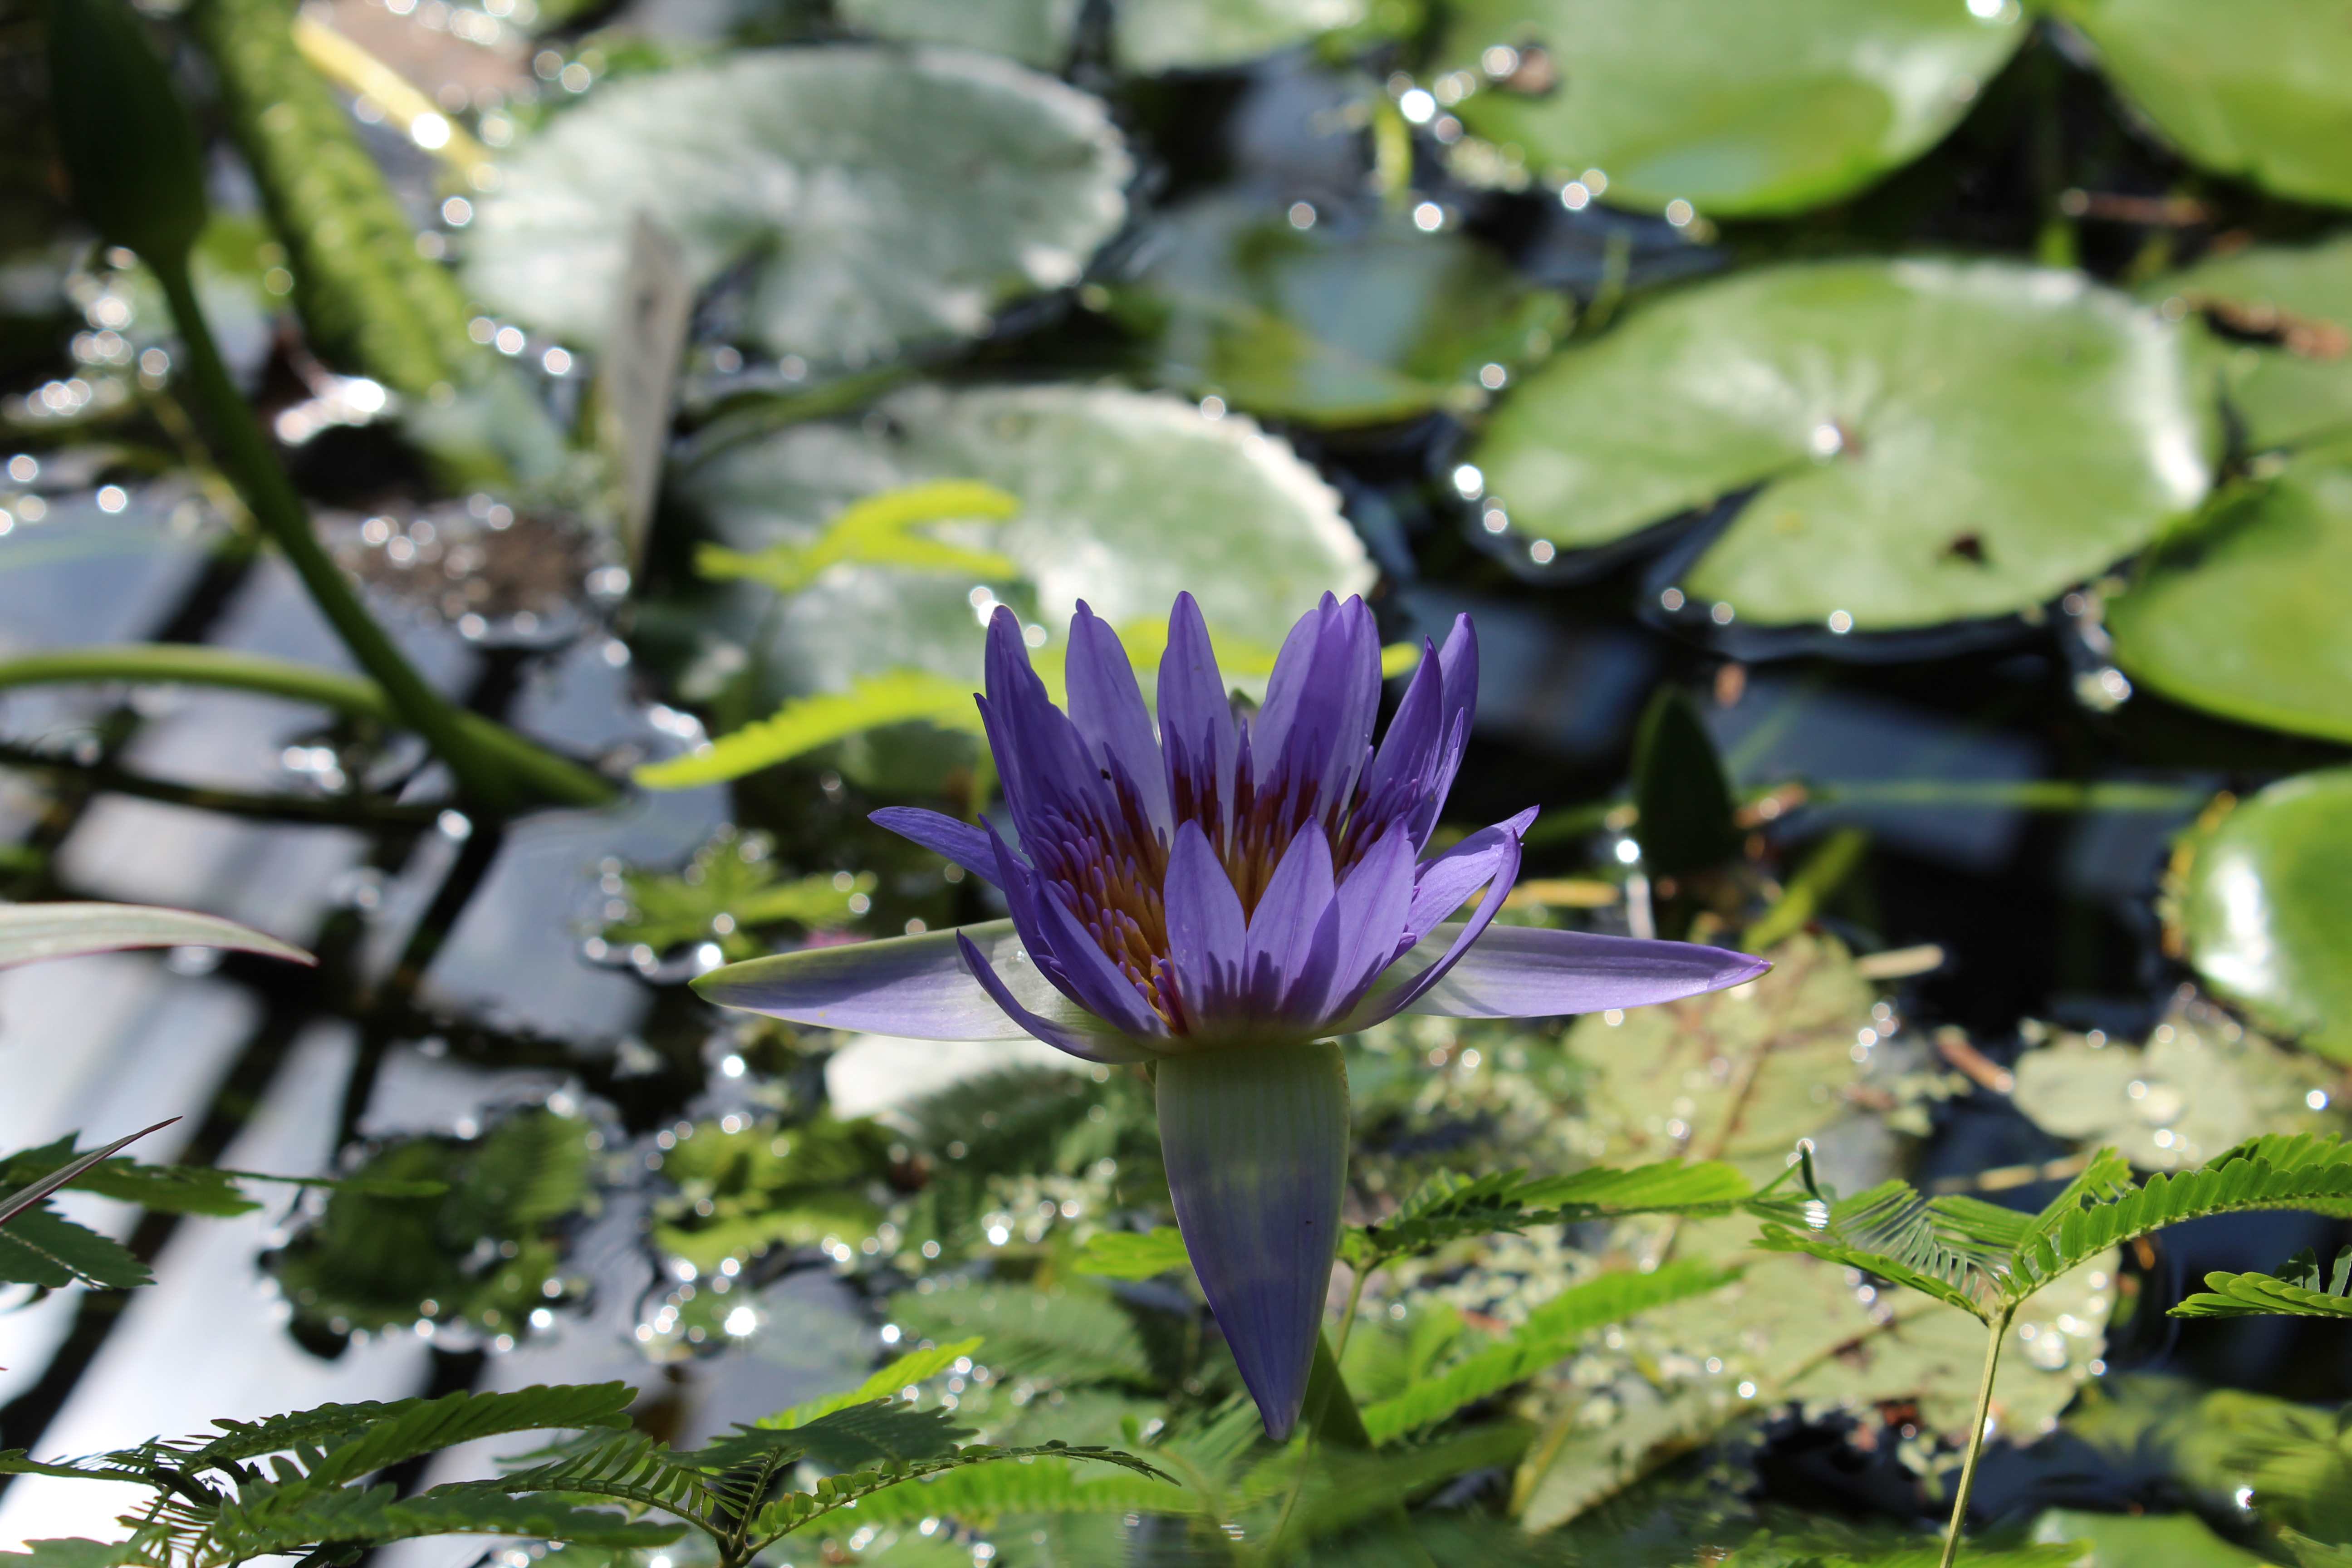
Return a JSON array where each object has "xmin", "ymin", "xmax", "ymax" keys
[
  {"xmin": 1471, "ymin": 259, "xmax": 2213, "ymax": 628},
  {"xmin": 2049, "ymin": 0, "xmax": 2352, "ymax": 210},
  {"xmin": 1112, "ymin": 192, "xmax": 1569, "ymax": 427},
  {"xmin": 1435, "ymin": 0, "xmax": 2027, "ymax": 217},
  {"xmin": 2108, "ymin": 453, "xmax": 2352, "ymax": 745},
  {"xmin": 2168, "ymin": 769, "xmax": 2352, "ymax": 1063},
  {"xmin": 466, "ymin": 48, "xmax": 1131, "ymax": 366}
]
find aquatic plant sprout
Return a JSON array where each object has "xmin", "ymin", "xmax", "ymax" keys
[{"xmin": 696, "ymin": 593, "xmax": 1767, "ymax": 1439}]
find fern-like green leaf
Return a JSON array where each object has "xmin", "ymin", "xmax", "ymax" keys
[
  {"xmin": 2172, "ymin": 1249, "xmax": 2352, "ymax": 1319},
  {"xmin": 692, "ymin": 1400, "xmax": 970, "ymax": 1474},
  {"xmin": 888, "ymin": 1279, "xmax": 1155, "ymax": 1389},
  {"xmin": 0, "ymin": 1138, "xmax": 255, "ymax": 1218},
  {"xmin": 183, "ymin": 1382, "xmax": 637, "ymax": 1478},
  {"xmin": 760, "ymin": 1337, "xmax": 983, "ymax": 1429},
  {"xmin": 184, "ymin": 1477, "xmax": 676, "ymax": 1564},
  {"xmin": 1359, "ymin": 1261, "xmax": 1737, "ymax": 1443},
  {"xmin": 1756, "ymin": 1180, "xmax": 2019, "ymax": 1320},
  {"xmin": 1344, "ymin": 1161, "xmax": 1753, "ymax": 1270},
  {"xmin": 743, "ymin": 1441, "xmax": 1175, "ymax": 1544},
  {"xmin": 0, "ymin": 1203, "xmax": 149, "ymax": 1289},
  {"xmin": 1073, "ymin": 1230, "xmax": 1191, "ymax": 1281},
  {"xmin": 0, "ymin": 1542, "xmax": 147, "ymax": 1568},
  {"xmin": 837, "ymin": 1453, "xmax": 1186, "ymax": 1525}
]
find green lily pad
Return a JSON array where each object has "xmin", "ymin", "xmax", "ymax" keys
[
  {"xmin": 2107, "ymin": 455, "xmax": 2352, "ymax": 744},
  {"xmin": 2045, "ymin": 0, "xmax": 2352, "ymax": 209},
  {"xmin": 836, "ymin": 0, "xmax": 1080, "ymax": 69},
  {"xmin": 2170, "ymin": 767, "xmax": 2352, "ymax": 1063},
  {"xmin": 465, "ymin": 48, "xmax": 1131, "ymax": 363},
  {"xmin": 1436, "ymin": 0, "xmax": 2026, "ymax": 217},
  {"xmin": 680, "ymin": 382, "xmax": 1374, "ymax": 697},
  {"xmin": 1112, "ymin": 193, "xmax": 1569, "ymax": 426},
  {"xmin": 2142, "ymin": 236, "xmax": 2352, "ymax": 452},
  {"xmin": 1470, "ymin": 259, "xmax": 2213, "ymax": 627},
  {"xmin": 2029, "ymin": 1509, "xmax": 2276, "ymax": 1568},
  {"xmin": 2009, "ymin": 996, "xmax": 2344, "ymax": 1170}
]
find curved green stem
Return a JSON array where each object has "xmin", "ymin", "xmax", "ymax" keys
[
  {"xmin": 1939, "ymin": 1305, "xmax": 2015, "ymax": 1568},
  {"xmin": 0, "ymin": 643, "xmax": 612, "ymax": 808},
  {"xmin": 149, "ymin": 256, "xmax": 611, "ymax": 811}
]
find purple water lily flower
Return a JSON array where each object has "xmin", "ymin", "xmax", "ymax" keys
[{"xmin": 696, "ymin": 593, "xmax": 1767, "ymax": 1440}]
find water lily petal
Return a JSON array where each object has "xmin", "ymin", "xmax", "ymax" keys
[
  {"xmin": 1253, "ymin": 595, "xmax": 1381, "ymax": 828},
  {"xmin": 1067, "ymin": 602, "xmax": 1172, "ymax": 837},
  {"xmin": 1350, "ymin": 639, "xmax": 1444, "ymax": 849},
  {"xmin": 869, "ymin": 807, "xmax": 1000, "ymax": 887},
  {"xmin": 988, "ymin": 822, "xmax": 1166, "ymax": 1040},
  {"xmin": 696, "ymin": 919, "xmax": 1056, "ymax": 1040},
  {"xmin": 1244, "ymin": 828, "xmax": 1336, "ymax": 1014},
  {"xmin": 1414, "ymin": 614, "xmax": 1478, "ymax": 845},
  {"xmin": 1402, "ymin": 806, "xmax": 1539, "ymax": 948},
  {"xmin": 1159, "ymin": 592, "xmax": 1240, "ymax": 838},
  {"xmin": 1346, "ymin": 819, "xmax": 1524, "ymax": 1030},
  {"xmin": 957, "ymin": 932, "xmax": 1158, "ymax": 1063},
  {"xmin": 1318, "ymin": 824, "xmax": 1418, "ymax": 1019},
  {"xmin": 981, "ymin": 607, "xmax": 1104, "ymax": 843},
  {"xmin": 1164, "ymin": 819, "xmax": 1248, "ymax": 1022},
  {"xmin": 1398, "ymin": 925, "xmax": 1769, "ymax": 1019},
  {"xmin": 1158, "ymin": 1040, "xmax": 1349, "ymax": 1441}
]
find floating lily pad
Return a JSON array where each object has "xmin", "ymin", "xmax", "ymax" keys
[
  {"xmin": 680, "ymin": 382, "xmax": 1373, "ymax": 697},
  {"xmin": 1436, "ymin": 0, "xmax": 2026, "ymax": 217},
  {"xmin": 2010, "ymin": 996, "xmax": 2343, "ymax": 1169},
  {"xmin": 1112, "ymin": 193, "xmax": 1569, "ymax": 426},
  {"xmin": 2170, "ymin": 768, "xmax": 2352, "ymax": 1063},
  {"xmin": 2107, "ymin": 455, "xmax": 2352, "ymax": 744},
  {"xmin": 836, "ymin": 0, "xmax": 1080, "ymax": 69},
  {"xmin": 466, "ymin": 49, "xmax": 1131, "ymax": 363},
  {"xmin": 1471, "ymin": 259, "xmax": 2213, "ymax": 627},
  {"xmin": 2143, "ymin": 236, "xmax": 2352, "ymax": 452},
  {"xmin": 2047, "ymin": 0, "xmax": 2352, "ymax": 209}
]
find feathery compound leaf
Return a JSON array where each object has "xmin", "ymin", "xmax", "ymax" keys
[
  {"xmin": 836, "ymin": 1453, "xmax": 1186, "ymax": 1526},
  {"xmin": 887, "ymin": 1279, "xmax": 1155, "ymax": 1388},
  {"xmin": 0, "ymin": 1543, "xmax": 148, "ymax": 1568},
  {"xmin": 1755, "ymin": 1180, "xmax": 2019, "ymax": 1320},
  {"xmin": 760, "ymin": 1337, "xmax": 984, "ymax": 1429},
  {"xmin": 1360, "ymin": 1260, "xmax": 1737, "ymax": 1444},
  {"xmin": 743, "ymin": 1441, "xmax": 1174, "ymax": 1544},
  {"xmin": 187, "ymin": 1479, "xmax": 678, "ymax": 1563},
  {"xmin": 1343, "ymin": 1161, "xmax": 1754, "ymax": 1270},
  {"xmin": 0, "ymin": 1204, "xmax": 150, "ymax": 1289},
  {"xmin": 0, "ymin": 1137, "xmax": 255, "ymax": 1218},
  {"xmin": 1073, "ymin": 1229, "xmax": 1193, "ymax": 1280},
  {"xmin": 693, "ymin": 1400, "xmax": 970, "ymax": 1473},
  {"xmin": 187, "ymin": 1383, "xmax": 637, "ymax": 1477},
  {"xmin": 2172, "ymin": 1249, "xmax": 2352, "ymax": 1319}
]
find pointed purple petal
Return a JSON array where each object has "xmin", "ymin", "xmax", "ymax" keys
[
  {"xmin": 1397, "ymin": 926, "xmax": 1769, "ymax": 1019},
  {"xmin": 869, "ymin": 808, "xmax": 1001, "ymax": 888},
  {"xmin": 1414, "ymin": 614, "xmax": 1479, "ymax": 843},
  {"xmin": 1346, "ymin": 819, "xmax": 1524, "ymax": 1031},
  {"xmin": 1163, "ymin": 820, "xmax": 1248, "ymax": 1024},
  {"xmin": 1254, "ymin": 597, "xmax": 1382, "ymax": 828},
  {"xmin": 1247, "ymin": 593, "xmax": 1336, "ymax": 767},
  {"xmin": 1158, "ymin": 1041, "xmax": 1349, "ymax": 1442},
  {"xmin": 1352, "ymin": 640, "xmax": 1444, "ymax": 844},
  {"xmin": 1402, "ymin": 806, "xmax": 1539, "ymax": 947},
  {"xmin": 1159, "ymin": 593, "xmax": 1240, "ymax": 835},
  {"xmin": 983, "ymin": 607, "xmax": 1102, "ymax": 838},
  {"xmin": 956, "ymin": 933, "xmax": 1158, "ymax": 1063},
  {"xmin": 696, "ymin": 920, "xmax": 1043, "ymax": 1040},
  {"xmin": 986, "ymin": 822, "xmax": 1167, "ymax": 1040},
  {"xmin": 1244, "ymin": 828, "xmax": 1336, "ymax": 1014},
  {"xmin": 1316, "ymin": 825, "xmax": 1418, "ymax": 1021},
  {"xmin": 1066, "ymin": 603, "xmax": 1172, "ymax": 838}
]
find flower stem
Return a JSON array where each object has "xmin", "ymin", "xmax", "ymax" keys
[
  {"xmin": 148, "ymin": 256, "xmax": 611, "ymax": 813},
  {"xmin": 1939, "ymin": 1305, "xmax": 2014, "ymax": 1568}
]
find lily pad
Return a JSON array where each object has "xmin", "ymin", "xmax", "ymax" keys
[
  {"xmin": 843, "ymin": 0, "xmax": 1370, "ymax": 74},
  {"xmin": 2107, "ymin": 455, "xmax": 2352, "ymax": 745},
  {"xmin": 1436, "ymin": 0, "xmax": 2026, "ymax": 217},
  {"xmin": 2009, "ymin": 996, "xmax": 2344, "ymax": 1170},
  {"xmin": 2143, "ymin": 236, "xmax": 2352, "ymax": 452},
  {"xmin": 836, "ymin": 0, "xmax": 1080, "ymax": 69},
  {"xmin": 1471, "ymin": 259, "xmax": 2213, "ymax": 627},
  {"xmin": 2169, "ymin": 768, "xmax": 2352, "ymax": 1063},
  {"xmin": 1112, "ymin": 193, "xmax": 1569, "ymax": 426},
  {"xmin": 466, "ymin": 48, "xmax": 1131, "ymax": 363},
  {"xmin": 2046, "ymin": 0, "xmax": 2352, "ymax": 209},
  {"xmin": 680, "ymin": 382, "xmax": 1373, "ymax": 697}
]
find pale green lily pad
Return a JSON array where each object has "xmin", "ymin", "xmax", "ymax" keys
[
  {"xmin": 2046, "ymin": 0, "xmax": 2352, "ymax": 209},
  {"xmin": 2170, "ymin": 768, "xmax": 2352, "ymax": 1064},
  {"xmin": 465, "ymin": 49, "xmax": 1130, "ymax": 363},
  {"xmin": 1114, "ymin": 193, "xmax": 1569, "ymax": 426},
  {"xmin": 836, "ymin": 0, "xmax": 1081, "ymax": 69},
  {"xmin": 2143, "ymin": 236, "xmax": 2352, "ymax": 452},
  {"xmin": 2009, "ymin": 996, "xmax": 2344, "ymax": 1170},
  {"xmin": 1114, "ymin": 0, "xmax": 1368, "ymax": 72},
  {"xmin": 2107, "ymin": 455, "xmax": 2352, "ymax": 745},
  {"xmin": 1471, "ymin": 259, "xmax": 2213, "ymax": 628},
  {"xmin": 832, "ymin": 0, "xmax": 1365, "ymax": 74},
  {"xmin": 1436, "ymin": 0, "xmax": 2026, "ymax": 217},
  {"xmin": 1512, "ymin": 936, "xmax": 2107, "ymax": 1531},
  {"xmin": 2030, "ymin": 1508, "xmax": 2276, "ymax": 1567},
  {"xmin": 680, "ymin": 382, "xmax": 1373, "ymax": 697}
]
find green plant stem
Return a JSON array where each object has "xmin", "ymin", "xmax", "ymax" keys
[
  {"xmin": 0, "ymin": 643, "xmax": 611, "ymax": 808},
  {"xmin": 1939, "ymin": 1305, "xmax": 2014, "ymax": 1568}
]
